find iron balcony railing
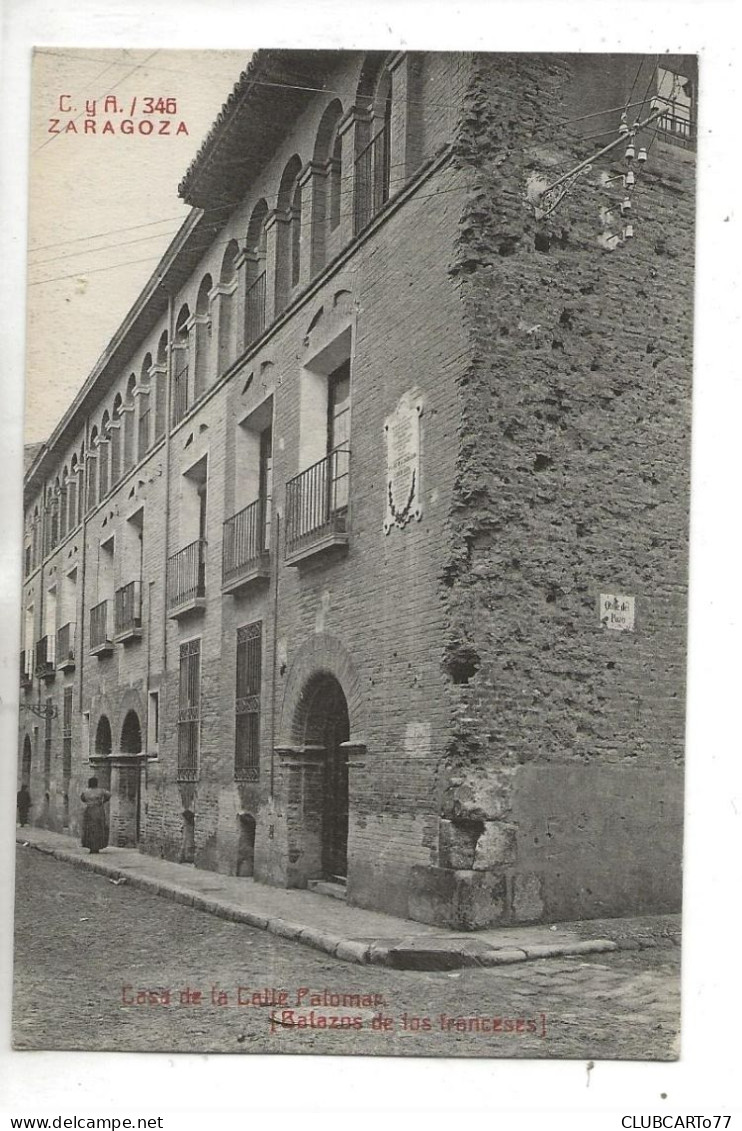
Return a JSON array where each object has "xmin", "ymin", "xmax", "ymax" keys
[
  {"xmin": 167, "ymin": 538, "xmax": 206, "ymax": 611},
  {"xmin": 285, "ymin": 446, "xmax": 350, "ymax": 559},
  {"xmin": 223, "ymin": 498, "xmax": 269, "ymax": 585},
  {"xmin": 172, "ymin": 362, "xmax": 189, "ymax": 425},
  {"xmin": 35, "ymin": 635, "xmax": 56, "ymax": 676},
  {"xmin": 56, "ymin": 622, "xmax": 76, "ymax": 667},
  {"xmin": 652, "ymin": 96, "xmax": 694, "ymax": 146},
  {"xmin": 245, "ymin": 271, "xmax": 267, "ymax": 346},
  {"xmin": 115, "ymin": 580, "xmax": 142, "ymax": 636},
  {"xmin": 353, "ymin": 121, "xmax": 390, "ymax": 235},
  {"xmin": 90, "ymin": 599, "xmax": 112, "ymax": 651}
]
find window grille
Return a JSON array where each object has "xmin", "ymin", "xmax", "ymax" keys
[
  {"xmin": 235, "ymin": 622, "xmax": 261, "ymax": 782},
  {"xmin": 178, "ymin": 639, "xmax": 201, "ymax": 781}
]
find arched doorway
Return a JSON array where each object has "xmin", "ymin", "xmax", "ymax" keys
[
  {"xmin": 120, "ymin": 710, "xmax": 142, "ymax": 754},
  {"xmin": 301, "ymin": 673, "xmax": 350, "ymax": 880},
  {"xmin": 117, "ymin": 710, "xmax": 143, "ymax": 846},
  {"xmin": 21, "ymin": 735, "xmax": 32, "ymax": 785},
  {"xmin": 94, "ymin": 715, "xmax": 112, "ymax": 790}
]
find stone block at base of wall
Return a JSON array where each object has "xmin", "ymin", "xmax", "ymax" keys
[{"xmin": 408, "ymin": 864, "xmax": 507, "ymax": 930}]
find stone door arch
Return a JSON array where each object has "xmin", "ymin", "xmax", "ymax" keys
[{"xmin": 300, "ymin": 672, "xmax": 350, "ymax": 880}]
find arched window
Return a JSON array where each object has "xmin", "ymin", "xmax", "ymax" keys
[
  {"xmin": 32, "ymin": 505, "xmax": 39, "ymax": 567},
  {"xmin": 50, "ymin": 480, "xmax": 60, "ymax": 549},
  {"xmin": 87, "ymin": 428, "xmax": 98, "ymax": 511},
  {"xmin": 123, "ymin": 375, "xmax": 137, "ymax": 472},
  {"xmin": 217, "ymin": 241, "xmax": 239, "ymax": 373},
  {"xmin": 354, "ymin": 55, "xmax": 393, "ymax": 233},
  {"xmin": 77, "ymin": 443, "xmax": 85, "ymax": 525},
  {"xmin": 193, "ymin": 276, "xmax": 212, "ymax": 400},
  {"xmin": 60, "ymin": 467, "xmax": 69, "ymax": 540},
  {"xmin": 154, "ymin": 331, "xmax": 168, "ymax": 439},
  {"xmin": 290, "ymin": 179, "xmax": 302, "ymax": 289},
  {"xmin": 138, "ymin": 354, "xmax": 152, "ymax": 460},
  {"xmin": 68, "ymin": 457, "xmax": 78, "ymax": 532},
  {"xmin": 173, "ymin": 305, "xmax": 190, "ymax": 424},
  {"xmin": 276, "ymin": 155, "xmax": 303, "ymax": 314},
  {"xmin": 245, "ymin": 200, "xmax": 268, "ymax": 345},
  {"xmin": 111, "ymin": 393, "xmax": 123, "ymax": 483},
  {"xmin": 312, "ymin": 99, "xmax": 344, "ymax": 274},
  {"xmin": 98, "ymin": 411, "xmax": 110, "ymax": 501}
]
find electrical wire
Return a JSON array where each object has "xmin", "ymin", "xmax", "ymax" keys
[{"xmin": 33, "ymin": 47, "xmax": 680, "ymax": 127}]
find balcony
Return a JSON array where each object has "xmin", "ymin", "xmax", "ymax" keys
[
  {"xmin": 167, "ymin": 538, "xmax": 206, "ymax": 618},
  {"xmin": 20, "ymin": 650, "xmax": 32, "ymax": 690},
  {"xmin": 245, "ymin": 271, "xmax": 266, "ymax": 347},
  {"xmin": 90, "ymin": 599, "xmax": 114, "ymax": 656},
  {"xmin": 35, "ymin": 635, "xmax": 56, "ymax": 680},
  {"xmin": 285, "ymin": 447, "xmax": 350, "ymax": 567},
  {"xmin": 115, "ymin": 580, "xmax": 142, "ymax": 643},
  {"xmin": 652, "ymin": 96, "xmax": 695, "ymax": 149},
  {"xmin": 222, "ymin": 498, "xmax": 271, "ymax": 595},
  {"xmin": 56, "ymin": 622, "xmax": 76, "ymax": 672}
]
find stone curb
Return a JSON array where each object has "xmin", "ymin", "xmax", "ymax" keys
[{"xmin": 16, "ymin": 837, "xmax": 676, "ymax": 969}]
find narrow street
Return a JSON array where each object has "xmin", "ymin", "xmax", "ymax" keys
[{"xmin": 12, "ymin": 848, "xmax": 680, "ymax": 1060}]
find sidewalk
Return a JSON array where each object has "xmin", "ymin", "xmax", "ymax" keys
[{"xmin": 16, "ymin": 827, "xmax": 681, "ymax": 969}]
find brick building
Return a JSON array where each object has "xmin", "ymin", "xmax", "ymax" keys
[{"xmin": 18, "ymin": 51, "xmax": 695, "ymax": 928}]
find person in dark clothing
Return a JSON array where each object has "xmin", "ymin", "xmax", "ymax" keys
[
  {"xmin": 80, "ymin": 776, "xmax": 111, "ymax": 853},
  {"xmin": 17, "ymin": 785, "xmax": 32, "ymax": 826}
]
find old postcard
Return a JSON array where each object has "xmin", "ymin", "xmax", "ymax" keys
[{"xmin": 12, "ymin": 47, "xmax": 694, "ymax": 1060}]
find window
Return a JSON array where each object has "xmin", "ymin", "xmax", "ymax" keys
[
  {"xmin": 217, "ymin": 241, "xmax": 239, "ymax": 373},
  {"xmin": 354, "ymin": 60, "xmax": 392, "ymax": 234},
  {"xmin": 86, "ymin": 429, "xmax": 98, "ymax": 512},
  {"xmin": 224, "ymin": 397, "xmax": 273, "ymax": 588},
  {"xmin": 154, "ymin": 331, "xmax": 168, "ymax": 440},
  {"xmin": 177, "ymin": 639, "xmax": 201, "ymax": 780},
  {"xmin": 286, "ymin": 328, "xmax": 351, "ymax": 562},
  {"xmin": 137, "ymin": 356, "xmax": 152, "ymax": 460},
  {"xmin": 98, "ymin": 412, "xmax": 110, "ymax": 501},
  {"xmin": 244, "ymin": 200, "xmax": 268, "ymax": 346},
  {"xmin": 275, "ymin": 155, "xmax": 303, "ymax": 313},
  {"xmin": 172, "ymin": 306, "xmax": 190, "ymax": 424},
  {"xmin": 68, "ymin": 457, "xmax": 78, "ymax": 531},
  {"xmin": 147, "ymin": 690, "xmax": 159, "ymax": 755},
  {"xmin": 167, "ymin": 457, "xmax": 207, "ymax": 614},
  {"xmin": 111, "ymin": 395, "xmax": 123, "ymax": 484},
  {"xmin": 193, "ymin": 276, "xmax": 213, "ymax": 400},
  {"xmin": 123, "ymin": 374, "xmax": 137, "ymax": 471},
  {"xmin": 235, "ymin": 622, "xmax": 261, "ymax": 781},
  {"xmin": 59, "ymin": 469, "xmax": 69, "ymax": 540},
  {"xmin": 310, "ymin": 99, "xmax": 344, "ymax": 275},
  {"xmin": 115, "ymin": 509, "xmax": 143, "ymax": 639},
  {"xmin": 90, "ymin": 536, "xmax": 114, "ymax": 653},
  {"xmin": 49, "ymin": 482, "xmax": 60, "ymax": 549}
]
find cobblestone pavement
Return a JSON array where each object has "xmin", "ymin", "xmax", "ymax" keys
[{"xmin": 12, "ymin": 847, "xmax": 680, "ymax": 1060}]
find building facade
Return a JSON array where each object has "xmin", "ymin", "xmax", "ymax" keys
[{"xmin": 18, "ymin": 51, "xmax": 695, "ymax": 928}]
